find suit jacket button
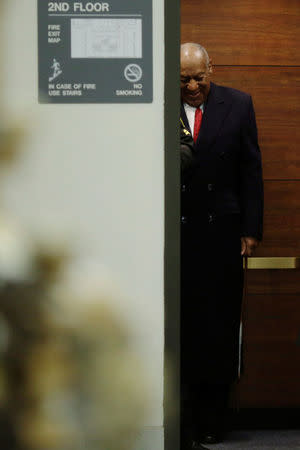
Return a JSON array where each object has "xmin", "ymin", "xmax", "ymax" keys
[
  {"xmin": 181, "ymin": 216, "xmax": 187, "ymax": 224},
  {"xmin": 208, "ymin": 214, "xmax": 214, "ymax": 224},
  {"xmin": 208, "ymin": 183, "xmax": 214, "ymax": 192},
  {"xmin": 181, "ymin": 184, "xmax": 186, "ymax": 193}
]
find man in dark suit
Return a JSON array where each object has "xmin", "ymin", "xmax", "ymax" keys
[{"xmin": 180, "ymin": 43, "xmax": 263, "ymax": 448}]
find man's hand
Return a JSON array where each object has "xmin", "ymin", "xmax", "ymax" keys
[{"xmin": 241, "ymin": 236, "xmax": 259, "ymax": 257}]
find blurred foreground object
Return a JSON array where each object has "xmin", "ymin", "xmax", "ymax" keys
[
  {"xmin": 0, "ymin": 238, "xmax": 149, "ymax": 450},
  {"xmin": 0, "ymin": 125, "xmax": 24, "ymax": 169}
]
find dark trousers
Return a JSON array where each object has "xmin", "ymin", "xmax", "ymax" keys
[
  {"xmin": 181, "ymin": 380, "xmax": 230, "ymax": 436},
  {"xmin": 180, "ymin": 214, "xmax": 243, "ymax": 435}
]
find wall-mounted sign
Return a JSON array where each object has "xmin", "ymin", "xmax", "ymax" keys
[{"xmin": 38, "ymin": 1, "xmax": 153, "ymax": 103}]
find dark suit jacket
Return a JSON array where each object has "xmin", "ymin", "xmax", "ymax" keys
[
  {"xmin": 181, "ymin": 82, "xmax": 264, "ymax": 240},
  {"xmin": 180, "ymin": 120, "xmax": 194, "ymax": 172}
]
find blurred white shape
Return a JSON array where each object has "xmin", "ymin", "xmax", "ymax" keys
[{"xmin": 0, "ymin": 216, "xmax": 35, "ymax": 283}]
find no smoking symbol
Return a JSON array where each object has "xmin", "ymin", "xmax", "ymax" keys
[{"xmin": 124, "ymin": 64, "xmax": 143, "ymax": 83}]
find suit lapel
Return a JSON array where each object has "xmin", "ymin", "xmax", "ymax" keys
[
  {"xmin": 195, "ymin": 83, "xmax": 232, "ymax": 153},
  {"xmin": 180, "ymin": 104, "xmax": 192, "ymax": 134}
]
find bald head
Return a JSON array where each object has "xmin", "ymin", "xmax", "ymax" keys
[
  {"xmin": 181, "ymin": 43, "xmax": 210, "ymax": 67},
  {"xmin": 180, "ymin": 43, "xmax": 212, "ymax": 107}
]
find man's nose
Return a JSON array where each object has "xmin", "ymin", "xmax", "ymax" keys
[{"xmin": 187, "ymin": 79, "xmax": 198, "ymax": 91}]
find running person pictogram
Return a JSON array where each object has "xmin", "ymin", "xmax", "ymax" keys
[{"xmin": 49, "ymin": 59, "xmax": 62, "ymax": 82}]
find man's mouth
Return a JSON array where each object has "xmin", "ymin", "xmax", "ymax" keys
[{"xmin": 187, "ymin": 91, "xmax": 202, "ymax": 98}]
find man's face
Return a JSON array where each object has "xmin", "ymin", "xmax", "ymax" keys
[{"xmin": 180, "ymin": 52, "xmax": 212, "ymax": 107}]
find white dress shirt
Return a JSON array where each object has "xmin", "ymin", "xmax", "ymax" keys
[{"xmin": 183, "ymin": 103, "xmax": 204, "ymax": 138}]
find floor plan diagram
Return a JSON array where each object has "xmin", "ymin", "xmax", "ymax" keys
[{"xmin": 71, "ymin": 18, "xmax": 142, "ymax": 58}]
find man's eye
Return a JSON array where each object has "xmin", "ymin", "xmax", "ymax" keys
[{"xmin": 181, "ymin": 78, "xmax": 190, "ymax": 84}]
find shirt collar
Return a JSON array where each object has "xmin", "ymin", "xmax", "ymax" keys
[{"xmin": 183, "ymin": 102, "xmax": 204, "ymax": 113}]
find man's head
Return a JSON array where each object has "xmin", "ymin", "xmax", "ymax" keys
[{"xmin": 180, "ymin": 43, "xmax": 213, "ymax": 107}]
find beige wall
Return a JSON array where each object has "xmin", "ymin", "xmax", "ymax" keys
[{"xmin": 2, "ymin": 0, "xmax": 165, "ymax": 443}]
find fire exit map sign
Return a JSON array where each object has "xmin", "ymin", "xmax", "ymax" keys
[{"xmin": 38, "ymin": 1, "xmax": 153, "ymax": 103}]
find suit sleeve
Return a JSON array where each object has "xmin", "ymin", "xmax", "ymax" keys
[{"xmin": 240, "ymin": 96, "xmax": 264, "ymax": 240}]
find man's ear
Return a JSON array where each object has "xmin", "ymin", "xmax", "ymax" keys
[{"xmin": 208, "ymin": 59, "xmax": 213, "ymax": 74}]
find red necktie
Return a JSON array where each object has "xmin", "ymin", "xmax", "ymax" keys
[{"xmin": 193, "ymin": 107, "xmax": 203, "ymax": 143}]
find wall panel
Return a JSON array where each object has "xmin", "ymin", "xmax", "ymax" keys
[
  {"xmin": 256, "ymin": 181, "xmax": 300, "ymax": 256},
  {"xmin": 181, "ymin": 0, "xmax": 300, "ymax": 65},
  {"xmin": 213, "ymin": 67, "xmax": 300, "ymax": 180},
  {"xmin": 4, "ymin": 0, "xmax": 166, "ymax": 437},
  {"xmin": 247, "ymin": 270, "xmax": 300, "ymax": 295},
  {"xmin": 240, "ymin": 294, "xmax": 300, "ymax": 407}
]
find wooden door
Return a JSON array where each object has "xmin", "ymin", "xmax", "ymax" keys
[{"xmin": 181, "ymin": 0, "xmax": 300, "ymax": 411}]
